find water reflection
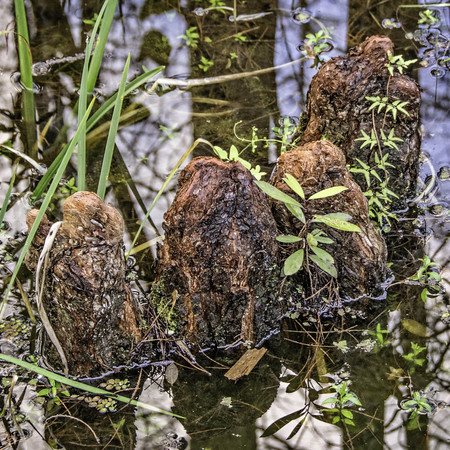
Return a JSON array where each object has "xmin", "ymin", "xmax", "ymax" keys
[{"xmin": 0, "ymin": 0, "xmax": 449, "ymax": 449}]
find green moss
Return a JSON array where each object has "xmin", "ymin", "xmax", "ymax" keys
[{"xmin": 150, "ymin": 277, "xmax": 182, "ymax": 332}]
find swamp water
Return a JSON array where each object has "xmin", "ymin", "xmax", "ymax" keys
[{"xmin": 0, "ymin": 0, "xmax": 449, "ymax": 448}]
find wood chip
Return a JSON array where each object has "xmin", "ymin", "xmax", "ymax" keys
[{"xmin": 224, "ymin": 348, "xmax": 267, "ymax": 381}]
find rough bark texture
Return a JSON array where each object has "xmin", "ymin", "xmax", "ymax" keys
[
  {"xmin": 298, "ymin": 35, "xmax": 421, "ymax": 202},
  {"xmin": 25, "ymin": 192, "xmax": 143, "ymax": 377},
  {"xmin": 153, "ymin": 157, "xmax": 282, "ymax": 350},
  {"xmin": 270, "ymin": 141, "xmax": 387, "ymax": 300}
]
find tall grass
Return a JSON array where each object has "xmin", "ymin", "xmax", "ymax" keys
[
  {"xmin": 31, "ymin": 66, "xmax": 163, "ymax": 202},
  {"xmin": 14, "ymin": 0, "xmax": 36, "ymax": 155},
  {"xmin": 77, "ymin": 0, "xmax": 118, "ymax": 191},
  {"xmin": 97, "ymin": 54, "xmax": 130, "ymax": 199}
]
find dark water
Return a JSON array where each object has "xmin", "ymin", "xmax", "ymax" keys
[{"xmin": 0, "ymin": 1, "xmax": 449, "ymax": 449}]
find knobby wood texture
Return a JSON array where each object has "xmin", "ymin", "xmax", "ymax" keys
[
  {"xmin": 270, "ymin": 140, "xmax": 387, "ymax": 300},
  {"xmin": 299, "ymin": 35, "xmax": 421, "ymax": 203},
  {"xmin": 26, "ymin": 192, "xmax": 143, "ymax": 377},
  {"xmin": 153, "ymin": 157, "xmax": 282, "ymax": 350}
]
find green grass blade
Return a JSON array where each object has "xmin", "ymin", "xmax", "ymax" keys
[
  {"xmin": 85, "ymin": 66, "xmax": 163, "ymax": 133},
  {"xmin": 0, "ymin": 353, "xmax": 183, "ymax": 418},
  {"xmin": 1, "ymin": 98, "xmax": 96, "ymax": 317},
  {"xmin": 87, "ymin": 0, "xmax": 118, "ymax": 93},
  {"xmin": 127, "ymin": 138, "xmax": 215, "ymax": 257},
  {"xmin": 0, "ymin": 162, "xmax": 18, "ymax": 228},
  {"xmin": 14, "ymin": 0, "xmax": 36, "ymax": 154},
  {"xmin": 97, "ymin": 54, "xmax": 130, "ymax": 199},
  {"xmin": 77, "ymin": 0, "xmax": 110, "ymax": 191},
  {"xmin": 31, "ymin": 66, "xmax": 163, "ymax": 202}
]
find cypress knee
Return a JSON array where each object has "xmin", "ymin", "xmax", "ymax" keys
[{"xmin": 152, "ymin": 157, "xmax": 282, "ymax": 350}]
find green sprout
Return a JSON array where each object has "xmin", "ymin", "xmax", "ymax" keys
[
  {"xmin": 178, "ymin": 27, "xmax": 200, "ymax": 48},
  {"xmin": 198, "ymin": 56, "xmax": 214, "ymax": 72},
  {"xmin": 411, "ymin": 256, "xmax": 442, "ymax": 302},
  {"xmin": 386, "ymin": 51, "xmax": 417, "ymax": 76},
  {"xmin": 321, "ymin": 381, "xmax": 362, "ymax": 427}
]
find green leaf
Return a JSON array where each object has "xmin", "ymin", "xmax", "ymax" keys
[
  {"xmin": 310, "ymin": 254, "xmax": 337, "ymax": 277},
  {"xmin": 321, "ymin": 397, "xmax": 337, "ymax": 406},
  {"xmin": 341, "ymin": 409, "xmax": 353, "ymax": 419},
  {"xmin": 277, "ymin": 235, "xmax": 302, "ymax": 243},
  {"xmin": 283, "ymin": 174, "xmax": 305, "ymax": 199},
  {"xmin": 37, "ymin": 388, "xmax": 50, "ymax": 397},
  {"xmin": 284, "ymin": 249, "xmax": 304, "ymax": 276},
  {"xmin": 229, "ymin": 145, "xmax": 239, "ymax": 160},
  {"xmin": 306, "ymin": 233, "xmax": 318, "ymax": 248},
  {"xmin": 310, "ymin": 246, "xmax": 334, "ymax": 263},
  {"xmin": 321, "ymin": 213, "xmax": 352, "ymax": 221},
  {"xmin": 0, "ymin": 353, "xmax": 182, "ymax": 417},
  {"xmin": 313, "ymin": 216, "xmax": 361, "ymax": 232},
  {"xmin": 314, "ymin": 235, "xmax": 334, "ymax": 244},
  {"xmin": 214, "ymin": 146, "xmax": 228, "ymax": 160},
  {"xmin": 286, "ymin": 203, "xmax": 306, "ymax": 224},
  {"xmin": 421, "ymin": 288, "xmax": 428, "ymax": 302},
  {"xmin": 308, "ymin": 186, "xmax": 348, "ymax": 200},
  {"xmin": 255, "ymin": 181, "xmax": 303, "ymax": 208}
]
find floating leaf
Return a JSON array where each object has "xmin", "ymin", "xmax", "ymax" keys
[
  {"xmin": 276, "ymin": 235, "xmax": 302, "ymax": 243},
  {"xmin": 401, "ymin": 319, "xmax": 428, "ymax": 337},
  {"xmin": 308, "ymin": 186, "xmax": 348, "ymax": 200},
  {"xmin": 283, "ymin": 173, "xmax": 305, "ymax": 199},
  {"xmin": 165, "ymin": 363, "xmax": 179, "ymax": 385},
  {"xmin": 284, "ymin": 249, "xmax": 304, "ymax": 276}
]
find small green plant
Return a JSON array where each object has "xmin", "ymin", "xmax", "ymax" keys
[
  {"xmin": 322, "ymin": 381, "xmax": 362, "ymax": 427},
  {"xmin": 410, "ymin": 255, "xmax": 442, "ymax": 302},
  {"xmin": 366, "ymin": 96, "xmax": 411, "ymax": 120},
  {"xmin": 36, "ymin": 378, "xmax": 70, "ymax": 409},
  {"xmin": 402, "ymin": 342, "xmax": 426, "ymax": 372},
  {"xmin": 401, "ymin": 390, "xmax": 433, "ymax": 430},
  {"xmin": 272, "ymin": 117, "xmax": 297, "ymax": 154},
  {"xmin": 300, "ymin": 30, "xmax": 332, "ymax": 67},
  {"xmin": 350, "ymin": 154, "xmax": 399, "ymax": 228},
  {"xmin": 386, "ymin": 50, "xmax": 417, "ymax": 76},
  {"xmin": 59, "ymin": 177, "xmax": 78, "ymax": 196},
  {"xmin": 234, "ymin": 33, "xmax": 247, "ymax": 43},
  {"xmin": 213, "ymin": 145, "xmax": 266, "ymax": 180},
  {"xmin": 256, "ymin": 177, "xmax": 361, "ymax": 278},
  {"xmin": 198, "ymin": 56, "xmax": 214, "ymax": 72},
  {"xmin": 83, "ymin": 12, "xmax": 100, "ymax": 26},
  {"xmin": 178, "ymin": 26, "xmax": 200, "ymax": 48},
  {"xmin": 368, "ymin": 323, "xmax": 390, "ymax": 347},
  {"xmin": 158, "ymin": 124, "xmax": 179, "ymax": 141},
  {"xmin": 417, "ymin": 9, "xmax": 440, "ymax": 26},
  {"xmin": 333, "ymin": 340, "xmax": 350, "ymax": 353}
]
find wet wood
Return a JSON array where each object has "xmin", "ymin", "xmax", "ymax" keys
[
  {"xmin": 270, "ymin": 141, "xmax": 387, "ymax": 300},
  {"xmin": 152, "ymin": 157, "xmax": 282, "ymax": 350},
  {"xmin": 298, "ymin": 35, "xmax": 421, "ymax": 201},
  {"xmin": 224, "ymin": 347, "xmax": 267, "ymax": 381},
  {"xmin": 25, "ymin": 191, "xmax": 143, "ymax": 377}
]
